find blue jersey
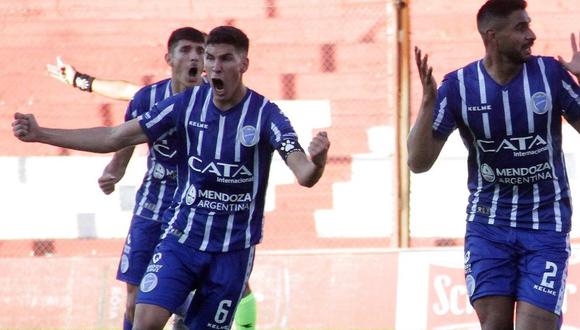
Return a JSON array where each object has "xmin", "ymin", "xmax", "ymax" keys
[
  {"xmin": 433, "ymin": 56, "xmax": 580, "ymax": 232},
  {"xmin": 125, "ymin": 79, "xmax": 178, "ymax": 221},
  {"xmin": 138, "ymin": 84, "xmax": 300, "ymax": 252}
]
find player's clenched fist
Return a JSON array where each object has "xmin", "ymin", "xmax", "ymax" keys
[
  {"xmin": 98, "ymin": 173, "xmax": 119, "ymax": 195},
  {"xmin": 308, "ymin": 131, "xmax": 330, "ymax": 167},
  {"xmin": 12, "ymin": 112, "xmax": 40, "ymax": 142}
]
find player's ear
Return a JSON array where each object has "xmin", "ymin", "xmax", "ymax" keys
[
  {"xmin": 481, "ymin": 29, "xmax": 496, "ymax": 48},
  {"xmin": 165, "ymin": 52, "xmax": 172, "ymax": 66},
  {"xmin": 240, "ymin": 57, "xmax": 249, "ymax": 74}
]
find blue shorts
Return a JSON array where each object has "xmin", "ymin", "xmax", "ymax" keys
[
  {"xmin": 464, "ymin": 221, "xmax": 570, "ymax": 315},
  {"xmin": 136, "ymin": 236, "xmax": 255, "ymax": 330},
  {"xmin": 116, "ymin": 215, "xmax": 163, "ymax": 285}
]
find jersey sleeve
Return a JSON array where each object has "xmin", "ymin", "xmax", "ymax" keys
[
  {"xmin": 138, "ymin": 94, "xmax": 182, "ymax": 143},
  {"xmin": 266, "ymin": 103, "xmax": 302, "ymax": 158},
  {"xmin": 124, "ymin": 87, "xmax": 148, "ymax": 122},
  {"xmin": 555, "ymin": 62, "xmax": 580, "ymax": 124},
  {"xmin": 432, "ymin": 74, "xmax": 459, "ymax": 140}
]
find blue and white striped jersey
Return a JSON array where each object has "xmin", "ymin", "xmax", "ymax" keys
[
  {"xmin": 433, "ymin": 56, "xmax": 580, "ymax": 232},
  {"xmin": 138, "ymin": 84, "xmax": 301, "ymax": 252},
  {"xmin": 125, "ymin": 78, "xmax": 179, "ymax": 221}
]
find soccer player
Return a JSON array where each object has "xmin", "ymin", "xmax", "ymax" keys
[
  {"xmin": 407, "ymin": 0, "xmax": 580, "ymax": 329},
  {"xmin": 108, "ymin": 26, "xmax": 206, "ymax": 330},
  {"xmin": 13, "ymin": 25, "xmax": 330, "ymax": 330},
  {"xmin": 47, "ymin": 47, "xmax": 258, "ymax": 330}
]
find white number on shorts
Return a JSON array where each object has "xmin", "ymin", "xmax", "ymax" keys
[
  {"xmin": 540, "ymin": 261, "xmax": 558, "ymax": 289},
  {"xmin": 214, "ymin": 299, "xmax": 233, "ymax": 324}
]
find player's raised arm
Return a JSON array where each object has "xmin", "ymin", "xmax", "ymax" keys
[
  {"xmin": 285, "ymin": 131, "xmax": 330, "ymax": 187},
  {"xmin": 47, "ymin": 56, "xmax": 142, "ymax": 101},
  {"xmin": 12, "ymin": 112, "xmax": 147, "ymax": 153},
  {"xmin": 406, "ymin": 47, "xmax": 446, "ymax": 173},
  {"xmin": 558, "ymin": 32, "xmax": 580, "ymax": 83}
]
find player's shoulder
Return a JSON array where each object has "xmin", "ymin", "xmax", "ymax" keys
[
  {"xmin": 443, "ymin": 60, "xmax": 481, "ymax": 81},
  {"xmin": 526, "ymin": 55, "xmax": 562, "ymax": 71},
  {"xmin": 133, "ymin": 78, "xmax": 172, "ymax": 101},
  {"xmin": 247, "ymin": 88, "xmax": 279, "ymax": 112},
  {"xmin": 525, "ymin": 56, "xmax": 569, "ymax": 81},
  {"xmin": 530, "ymin": 55, "xmax": 558, "ymax": 65},
  {"xmin": 155, "ymin": 83, "xmax": 209, "ymax": 110}
]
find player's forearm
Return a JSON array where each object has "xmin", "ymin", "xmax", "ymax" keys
[
  {"xmin": 92, "ymin": 79, "xmax": 141, "ymax": 101},
  {"xmin": 297, "ymin": 162, "xmax": 325, "ymax": 187},
  {"xmin": 407, "ymin": 98, "xmax": 439, "ymax": 173},
  {"xmin": 106, "ymin": 146, "xmax": 135, "ymax": 176},
  {"xmin": 37, "ymin": 126, "xmax": 125, "ymax": 153},
  {"xmin": 287, "ymin": 152, "xmax": 326, "ymax": 187}
]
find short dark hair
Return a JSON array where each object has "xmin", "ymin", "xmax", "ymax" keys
[
  {"xmin": 206, "ymin": 26, "xmax": 250, "ymax": 54},
  {"xmin": 476, "ymin": 0, "xmax": 527, "ymax": 33},
  {"xmin": 167, "ymin": 27, "xmax": 206, "ymax": 52}
]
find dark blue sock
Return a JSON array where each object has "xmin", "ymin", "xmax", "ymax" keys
[{"xmin": 123, "ymin": 314, "xmax": 133, "ymax": 330}]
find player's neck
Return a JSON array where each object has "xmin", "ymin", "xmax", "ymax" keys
[
  {"xmin": 482, "ymin": 53, "xmax": 523, "ymax": 86},
  {"xmin": 170, "ymin": 78, "xmax": 201, "ymax": 95},
  {"xmin": 213, "ymin": 83, "xmax": 248, "ymax": 111}
]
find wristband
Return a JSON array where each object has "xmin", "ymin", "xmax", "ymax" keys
[{"xmin": 73, "ymin": 72, "xmax": 95, "ymax": 92}]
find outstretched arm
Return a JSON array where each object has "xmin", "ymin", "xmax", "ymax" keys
[
  {"xmin": 407, "ymin": 47, "xmax": 446, "ymax": 173},
  {"xmin": 12, "ymin": 112, "xmax": 147, "ymax": 153},
  {"xmin": 558, "ymin": 33, "xmax": 580, "ymax": 83},
  {"xmin": 98, "ymin": 147, "xmax": 135, "ymax": 195},
  {"xmin": 285, "ymin": 132, "xmax": 331, "ymax": 187},
  {"xmin": 47, "ymin": 56, "xmax": 142, "ymax": 101}
]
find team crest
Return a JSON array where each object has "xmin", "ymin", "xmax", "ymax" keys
[
  {"xmin": 239, "ymin": 125, "xmax": 259, "ymax": 147},
  {"xmin": 480, "ymin": 163, "xmax": 495, "ymax": 183},
  {"xmin": 185, "ymin": 185, "xmax": 197, "ymax": 205},
  {"xmin": 465, "ymin": 275, "xmax": 476, "ymax": 297},
  {"xmin": 153, "ymin": 163, "xmax": 165, "ymax": 179},
  {"xmin": 120, "ymin": 255, "xmax": 130, "ymax": 273},
  {"xmin": 531, "ymin": 92, "xmax": 550, "ymax": 115},
  {"xmin": 140, "ymin": 273, "xmax": 158, "ymax": 293}
]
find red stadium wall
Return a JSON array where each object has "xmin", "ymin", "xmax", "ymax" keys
[
  {"xmin": 2, "ymin": 1, "xmax": 398, "ymax": 328},
  {"xmin": 0, "ymin": 0, "xmax": 397, "ymax": 250},
  {"xmin": 2, "ymin": 0, "xmax": 580, "ymax": 328},
  {"xmin": 1, "ymin": 248, "xmax": 579, "ymax": 329}
]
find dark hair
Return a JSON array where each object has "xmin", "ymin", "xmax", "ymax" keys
[
  {"xmin": 206, "ymin": 26, "xmax": 250, "ymax": 53},
  {"xmin": 476, "ymin": 0, "xmax": 527, "ymax": 32},
  {"xmin": 167, "ymin": 27, "xmax": 206, "ymax": 52}
]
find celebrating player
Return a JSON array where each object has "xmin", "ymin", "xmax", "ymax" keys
[
  {"xmin": 14, "ymin": 25, "xmax": 330, "ymax": 330},
  {"xmin": 46, "ymin": 30, "xmax": 259, "ymax": 330},
  {"xmin": 408, "ymin": 0, "xmax": 580, "ymax": 329}
]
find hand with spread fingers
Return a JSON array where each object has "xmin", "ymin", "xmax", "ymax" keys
[
  {"xmin": 415, "ymin": 46, "xmax": 437, "ymax": 102},
  {"xmin": 47, "ymin": 56, "xmax": 77, "ymax": 86},
  {"xmin": 558, "ymin": 32, "xmax": 580, "ymax": 79}
]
